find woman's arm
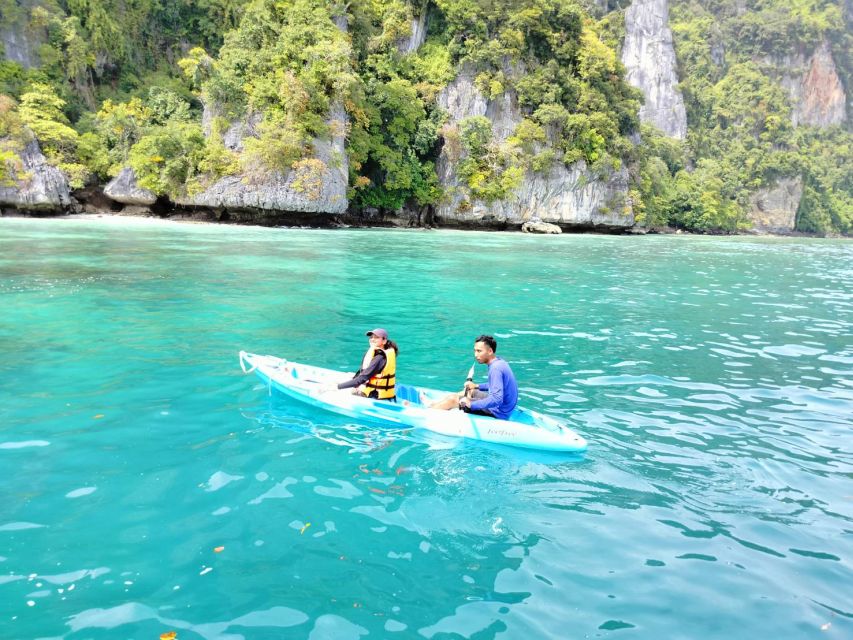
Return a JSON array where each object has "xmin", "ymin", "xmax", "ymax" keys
[{"xmin": 337, "ymin": 352, "xmax": 386, "ymax": 390}]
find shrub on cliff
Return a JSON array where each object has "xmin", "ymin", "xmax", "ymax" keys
[
  {"xmin": 0, "ymin": 94, "xmax": 27, "ymax": 186},
  {"xmin": 667, "ymin": 0, "xmax": 852, "ymax": 234},
  {"xmin": 17, "ymin": 84, "xmax": 89, "ymax": 188},
  {"xmin": 436, "ymin": 0, "xmax": 640, "ymax": 172}
]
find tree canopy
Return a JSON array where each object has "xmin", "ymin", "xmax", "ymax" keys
[{"xmin": 0, "ymin": 0, "xmax": 849, "ymax": 232}]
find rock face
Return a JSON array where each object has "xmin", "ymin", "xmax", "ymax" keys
[
  {"xmin": 622, "ymin": 0, "xmax": 687, "ymax": 139},
  {"xmin": 176, "ymin": 103, "xmax": 349, "ymax": 214},
  {"xmin": 798, "ymin": 41, "xmax": 846, "ymax": 127},
  {"xmin": 177, "ymin": 11, "xmax": 350, "ymax": 215},
  {"xmin": 1, "ymin": 1, "xmax": 42, "ymax": 70},
  {"xmin": 437, "ymin": 161, "xmax": 632, "ymax": 228},
  {"xmin": 104, "ymin": 167, "xmax": 157, "ymax": 205},
  {"xmin": 772, "ymin": 41, "xmax": 847, "ymax": 128},
  {"xmin": 1, "ymin": 26, "xmax": 39, "ymax": 69},
  {"xmin": 201, "ymin": 102, "xmax": 262, "ymax": 151},
  {"xmin": 0, "ymin": 139, "xmax": 72, "ymax": 211},
  {"xmin": 522, "ymin": 220, "xmax": 562, "ymax": 234},
  {"xmin": 398, "ymin": 11, "xmax": 427, "ymax": 54},
  {"xmin": 748, "ymin": 176, "xmax": 803, "ymax": 233},
  {"xmin": 435, "ymin": 71, "xmax": 633, "ymax": 229}
]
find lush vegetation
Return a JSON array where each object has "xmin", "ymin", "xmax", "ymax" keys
[
  {"xmin": 0, "ymin": 0, "xmax": 849, "ymax": 233},
  {"xmin": 632, "ymin": 0, "xmax": 851, "ymax": 233}
]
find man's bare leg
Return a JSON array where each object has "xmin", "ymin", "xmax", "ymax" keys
[
  {"xmin": 432, "ymin": 393, "xmax": 462, "ymax": 410},
  {"xmin": 420, "ymin": 390, "xmax": 463, "ymax": 410}
]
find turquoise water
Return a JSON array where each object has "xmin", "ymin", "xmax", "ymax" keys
[{"xmin": 1, "ymin": 217, "xmax": 851, "ymax": 639}]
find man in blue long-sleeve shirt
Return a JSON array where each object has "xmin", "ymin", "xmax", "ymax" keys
[{"xmin": 428, "ymin": 335, "xmax": 519, "ymax": 419}]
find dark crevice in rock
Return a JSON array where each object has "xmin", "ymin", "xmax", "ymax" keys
[{"xmin": 150, "ymin": 196, "xmax": 175, "ymax": 217}]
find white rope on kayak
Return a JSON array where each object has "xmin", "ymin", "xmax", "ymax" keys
[{"xmin": 239, "ymin": 351, "xmax": 257, "ymax": 374}]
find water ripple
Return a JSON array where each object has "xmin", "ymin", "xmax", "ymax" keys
[{"xmin": 1, "ymin": 222, "xmax": 851, "ymax": 638}]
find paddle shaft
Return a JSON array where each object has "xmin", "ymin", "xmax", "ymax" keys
[{"xmin": 463, "ymin": 363, "xmax": 476, "ymax": 398}]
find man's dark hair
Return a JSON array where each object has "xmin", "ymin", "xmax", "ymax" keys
[{"xmin": 475, "ymin": 334, "xmax": 497, "ymax": 352}]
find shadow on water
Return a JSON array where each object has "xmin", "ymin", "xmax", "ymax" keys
[{"xmin": 240, "ymin": 389, "xmax": 587, "ymax": 466}]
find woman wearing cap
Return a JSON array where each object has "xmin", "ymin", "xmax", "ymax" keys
[{"xmin": 335, "ymin": 328, "xmax": 398, "ymax": 401}]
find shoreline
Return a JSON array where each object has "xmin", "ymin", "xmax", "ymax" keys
[
  {"xmin": 0, "ymin": 210, "xmax": 844, "ymax": 239},
  {"xmin": 1, "ymin": 209, "xmax": 639, "ymax": 235}
]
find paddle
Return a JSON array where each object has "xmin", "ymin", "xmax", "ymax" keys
[{"xmin": 464, "ymin": 363, "xmax": 476, "ymax": 396}]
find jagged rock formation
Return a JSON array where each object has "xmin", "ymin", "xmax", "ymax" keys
[
  {"xmin": 752, "ymin": 41, "xmax": 845, "ymax": 233},
  {"xmin": 435, "ymin": 70, "xmax": 633, "ymax": 228},
  {"xmin": 0, "ymin": 139, "xmax": 71, "ymax": 212},
  {"xmin": 200, "ymin": 101, "xmax": 264, "ymax": 152},
  {"xmin": 748, "ymin": 176, "xmax": 803, "ymax": 233},
  {"xmin": 1, "ymin": 27, "xmax": 38, "ymax": 69},
  {"xmin": 104, "ymin": 167, "xmax": 157, "ymax": 205},
  {"xmin": 622, "ymin": 0, "xmax": 687, "ymax": 139},
  {"xmin": 398, "ymin": 11, "xmax": 427, "ymax": 54},
  {"xmin": 772, "ymin": 40, "xmax": 847, "ymax": 128},
  {"xmin": 175, "ymin": 12, "xmax": 350, "ymax": 215},
  {"xmin": 176, "ymin": 103, "xmax": 348, "ymax": 214},
  {"xmin": 798, "ymin": 41, "xmax": 846, "ymax": 127},
  {"xmin": 0, "ymin": 1, "xmax": 41, "ymax": 69},
  {"xmin": 438, "ymin": 161, "xmax": 633, "ymax": 228},
  {"xmin": 522, "ymin": 220, "xmax": 562, "ymax": 234}
]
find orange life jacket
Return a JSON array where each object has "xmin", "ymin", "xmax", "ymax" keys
[{"xmin": 357, "ymin": 346, "xmax": 396, "ymax": 400}]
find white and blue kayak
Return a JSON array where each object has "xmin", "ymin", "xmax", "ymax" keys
[{"xmin": 239, "ymin": 352, "xmax": 588, "ymax": 453}]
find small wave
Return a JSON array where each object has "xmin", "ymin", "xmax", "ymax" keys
[{"xmin": 0, "ymin": 440, "xmax": 50, "ymax": 449}]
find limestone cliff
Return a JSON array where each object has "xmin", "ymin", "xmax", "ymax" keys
[
  {"xmin": 0, "ymin": 0, "xmax": 41, "ymax": 69},
  {"xmin": 398, "ymin": 10, "xmax": 427, "ymax": 54},
  {"xmin": 175, "ymin": 103, "xmax": 348, "ymax": 214},
  {"xmin": 1, "ymin": 26, "xmax": 39, "ymax": 69},
  {"xmin": 796, "ymin": 41, "xmax": 846, "ymax": 127},
  {"xmin": 0, "ymin": 139, "xmax": 72, "ymax": 212},
  {"xmin": 748, "ymin": 176, "xmax": 803, "ymax": 233},
  {"xmin": 754, "ymin": 39, "xmax": 846, "ymax": 231},
  {"xmin": 765, "ymin": 40, "xmax": 846, "ymax": 128},
  {"xmin": 175, "ymin": 10, "xmax": 350, "ymax": 216},
  {"xmin": 434, "ymin": 71, "xmax": 633, "ymax": 229},
  {"xmin": 104, "ymin": 167, "xmax": 157, "ymax": 206},
  {"xmin": 622, "ymin": 0, "xmax": 687, "ymax": 139}
]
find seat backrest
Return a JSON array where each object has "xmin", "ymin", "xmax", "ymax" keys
[{"xmin": 396, "ymin": 384, "xmax": 420, "ymax": 404}]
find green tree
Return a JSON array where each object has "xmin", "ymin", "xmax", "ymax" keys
[
  {"xmin": 18, "ymin": 83, "xmax": 89, "ymax": 187},
  {"xmin": 129, "ymin": 122, "xmax": 205, "ymax": 195}
]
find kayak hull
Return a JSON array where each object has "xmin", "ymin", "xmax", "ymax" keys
[{"xmin": 239, "ymin": 352, "xmax": 587, "ymax": 453}]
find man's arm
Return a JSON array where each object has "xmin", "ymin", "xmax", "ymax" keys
[{"xmin": 470, "ymin": 366, "xmax": 504, "ymax": 412}]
